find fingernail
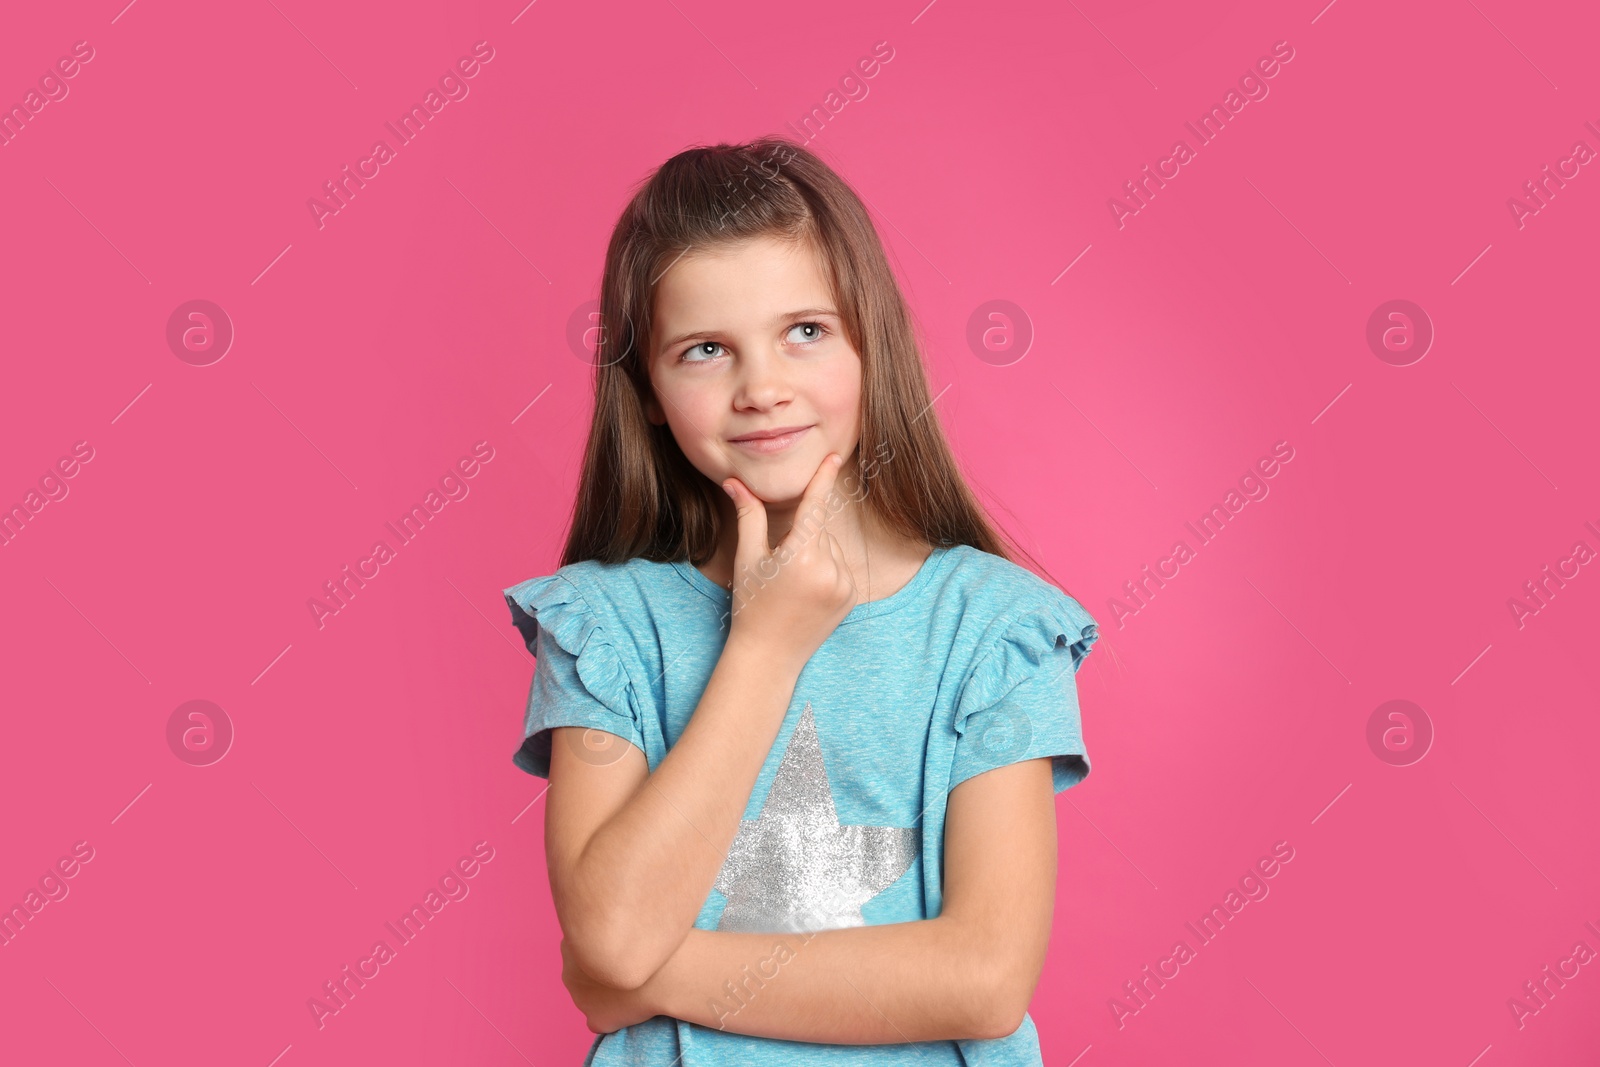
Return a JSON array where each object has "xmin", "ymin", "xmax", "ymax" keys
[
  {"xmin": 833, "ymin": 454, "xmax": 844, "ymax": 467},
  {"xmin": 722, "ymin": 481, "xmax": 735, "ymax": 498}
]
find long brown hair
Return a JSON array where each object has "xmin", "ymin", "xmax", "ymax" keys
[{"xmin": 558, "ymin": 136, "xmax": 1069, "ymax": 596}]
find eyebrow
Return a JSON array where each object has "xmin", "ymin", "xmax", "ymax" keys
[{"xmin": 657, "ymin": 307, "xmax": 839, "ymax": 354}]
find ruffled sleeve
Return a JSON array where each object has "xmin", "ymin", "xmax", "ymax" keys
[
  {"xmin": 948, "ymin": 590, "xmax": 1099, "ymax": 794},
  {"xmin": 503, "ymin": 572, "xmax": 645, "ymax": 778}
]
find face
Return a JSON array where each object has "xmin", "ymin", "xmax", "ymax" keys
[{"xmin": 644, "ymin": 234, "xmax": 862, "ymax": 507}]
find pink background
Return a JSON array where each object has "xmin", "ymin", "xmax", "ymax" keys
[{"xmin": 2, "ymin": 0, "xmax": 1597, "ymax": 1064}]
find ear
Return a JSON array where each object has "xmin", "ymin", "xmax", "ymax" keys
[{"xmin": 643, "ymin": 393, "xmax": 664, "ymax": 425}]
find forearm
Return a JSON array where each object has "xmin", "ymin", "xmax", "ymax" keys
[
  {"xmin": 562, "ymin": 635, "xmax": 802, "ymax": 984},
  {"xmin": 641, "ymin": 917, "xmax": 1015, "ymax": 1044}
]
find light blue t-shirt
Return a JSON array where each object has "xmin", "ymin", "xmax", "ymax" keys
[{"xmin": 504, "ymin": 542, "xmax": 1098, "ymax": 1066}]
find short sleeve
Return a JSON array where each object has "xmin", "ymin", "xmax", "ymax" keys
[
  {"xmin": 504, "ymin": 573, "xmax": 645, "ymax": 778},
  {"xmin": 949, "ymin": 592, "xmax": 1099, "ymax": 794}
]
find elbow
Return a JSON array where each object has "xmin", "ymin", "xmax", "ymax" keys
[
  {"xmin": 965, "ymin": 961, "xmax": 1034, "ymax": 1041},
  {"xmin": 564, "ymin": 925, "xmax": 667, "ymax": 992}
]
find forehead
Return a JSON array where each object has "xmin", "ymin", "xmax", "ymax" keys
[{"xmin": 652, "ymin": 235, "xmax": 832, "ymax": 333}]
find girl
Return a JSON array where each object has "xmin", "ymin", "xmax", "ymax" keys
[{"xmin": 503, "ymin": 138, "xmax": 1099, "ymax": 1065}]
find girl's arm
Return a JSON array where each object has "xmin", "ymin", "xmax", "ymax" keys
[
  {"xmin": 545, "ymin": 633, "xmax": 804, "ymax": 990},
  {"xmin": 545, "ymin": 461, "xmax": 856, "ymax": 991},
  {"xmin": 567, "ymin": 756, "xmax": 1060, "ymax": 1044}
]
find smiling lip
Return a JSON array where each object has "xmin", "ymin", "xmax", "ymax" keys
[{"xmin": 728, "ymin": 425, "xmax": 812, "ymax": 453}]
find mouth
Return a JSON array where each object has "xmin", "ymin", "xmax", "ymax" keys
[{"xmin": 727, "ymin": 425, "xmax": 813, "ymax": 454}]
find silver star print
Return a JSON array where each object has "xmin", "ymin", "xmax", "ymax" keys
[{"xmin": 712, "ymin": 702, "xmax": 919, "ymax": 933}]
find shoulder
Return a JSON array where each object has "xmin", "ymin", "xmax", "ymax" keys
[
  {"xmin": 502, "ymin": 557, "xmax": 681, "ymax": 654},
  {"xmin": 939, "ymin": 544, "xmax": 1100, "ymax": 666},
  {"xmin": 504, "ymin": 557, "xmax": 675, "ymax": 615},
  {"xmin": 941, "ymin": 545, "xmax": 1091, "ymax": 620}
]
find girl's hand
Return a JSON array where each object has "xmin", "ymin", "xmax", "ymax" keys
[
  {"xmin": 722, "ymin": 453, "xmax": 857, "ymax": 671},
  {"xmin": 560, "ymin": 937, "xmax": 661, "ymax": 1033}
]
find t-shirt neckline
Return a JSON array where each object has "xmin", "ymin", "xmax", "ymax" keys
[{"xmin": 671, "ymin": 544, "xmax": 956, "ymax": 625}]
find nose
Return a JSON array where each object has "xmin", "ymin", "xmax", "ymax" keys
[{"xmin": 731, "ymin": 345, "xmax": 793, "ymax": 410}]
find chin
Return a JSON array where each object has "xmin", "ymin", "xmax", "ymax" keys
[{"xmin": 735, "ymin": 461, "xmax": 820, "ymax": 504}]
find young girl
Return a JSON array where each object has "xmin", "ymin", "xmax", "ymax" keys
[{"xmin": 503, "ymin": 138, "xmax": 1099, "ymax": 1066}]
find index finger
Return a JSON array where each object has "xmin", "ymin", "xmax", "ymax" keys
[{"xmin": 779, "ymin": 452, "xmax": 846, "ymax": 551}]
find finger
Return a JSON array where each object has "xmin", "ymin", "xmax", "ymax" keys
[
  {"xmin": 781, "ymin": 452, "xmax": 846, "ymax": 551},
  {"xmin": 722, "ymin": 476, "xmax": 769, "ymax": 575},
  {"xmin": 823, "ymin": 530, "xmax": 856, "ymax": 593}
]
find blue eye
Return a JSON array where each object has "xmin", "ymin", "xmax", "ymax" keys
[
  {"xmin": 680, "ymin": 341, "xmax": 724, "ymax": 363},
  {"xmin": 675, "ymin": 322, "xmax": 829, "ymax": 364},
  {"xmin": 788, "ymin": 322, "xmax": 828, "ymax": 345}
]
